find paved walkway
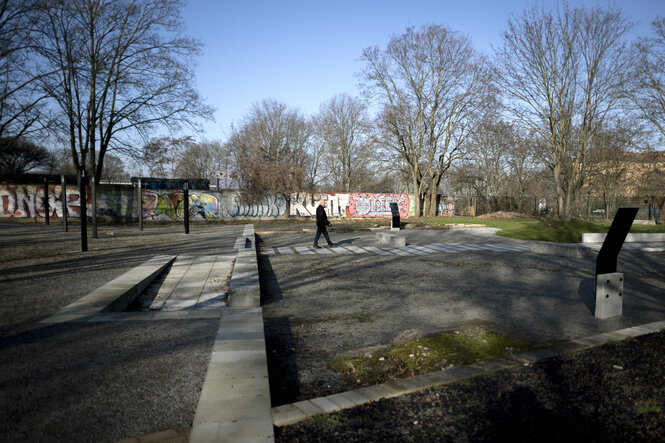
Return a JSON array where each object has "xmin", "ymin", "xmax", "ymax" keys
[{"xmin": 262, "ymin": 242, "xmax": 529, "ymax": 256}]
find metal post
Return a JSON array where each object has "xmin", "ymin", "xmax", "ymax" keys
[
  {"xmin": 91, "ymin": 174, "xmax": 97, "ymax": 239},
  {"xmin": 79, "ymin": 167, "xmax": 88, "ymax": 252},
  {"xmin": 43, "ymin": 178, "xmax": 50, "ymax": 226},
  {"xmin": 61, "ymin": 175, "xmax": 68, "ymax": 232},
  {"xmin": 138, "ymin": 178, "xmax": 143, "ymax": 231},
  {"xmin": 184, "ymin": 180, "xmax": 189, "ymax": 234},
  {"xmin": 596, "ymin": 207, "xmax": 639, "ymax": 275}
]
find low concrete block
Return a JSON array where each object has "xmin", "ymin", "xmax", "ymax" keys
[
  {"xmin": 582, "ymin": 232, "xmax": 665, "ymax": 243},
  {"xmin": 595, "ymin": 272, "xmax": 623, "ymax": 319},
  {"xmin": 376, "ymin": 232, "xmax": 406, "ymax": 247},
  {"xmin": 530, "ymin": 242, "xmax": 591, "ymax": 258}
]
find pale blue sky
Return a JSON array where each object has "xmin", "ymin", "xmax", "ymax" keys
[{"xmin": 181, "ymin": 0, "xmax": 664, "ymax": 141}]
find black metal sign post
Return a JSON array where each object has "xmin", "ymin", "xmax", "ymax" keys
[
  {"xmin": 43, "ymin": 177, "xmax": 50, "ymax": 226},
  {"xmin": 91, "ymin": 173, "xmax": 97, "ymax": 239},
  {"xmin": 594, "ymin": 207, "xmax": 638, "ymax": 319},
  {"xmin": 389, "ymin": 202, "xmax": 401, "ymax": 231},
  {"xmin": 137, "ymin": 178, "xmax": 143, "ymax": 232},
  {"xmin": 79, "ymin": 167, "xmax": 88, "ymax": 252},
  {"xmin": 61, "ymin": 175, "xmax": 68, "ymax": 232},
  {"xmin": 183, "ymin": 180, "xmax": 189, "ymax": 234}
]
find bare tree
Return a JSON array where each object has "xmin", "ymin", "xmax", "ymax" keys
[
  {"xmin": 466, "ymin": 119, "xmax": 516, "ymax": 201},
  {"xmin": 313, "ymin": 94, "xmax": 373, "ymax": 192},
  {"xmin": 0, "ymin": 136, "xmax": 50, "ymax": 173},
  {"xmin": 0, "ymin": 0, "xmax": 50, "ymax": 147},
  {"xmin": 629, "ymin": 17, "xmax": 665, "ymax": 140},
  {"xmin": 583, "ymin": 121, "xmax": 639, "ymax": 218},
  {"xmin": 496, "ymin": 3, "xmax": 632, "ymax": 220},
  {"xmin": 32, "ymin": 0, "xmax": 213, "ymax": 186},
  {"xmin": 174, "ymin": 139, "xmax": 224, "ymax": 183},
  {"xmin": 361, "ymin": 25, "xmax": 493, "ymax": 217},
  {"xmin": 225, "ymin": 99, "xmax": 311, "ymax": 199}
]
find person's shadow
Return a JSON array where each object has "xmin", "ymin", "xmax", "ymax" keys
[{"xmin": 333, "ymin": 237, "xmax": 357, "ymax": 246}]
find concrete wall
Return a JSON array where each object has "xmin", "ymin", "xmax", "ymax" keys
[{"xmin": 1, "ymin": 184, "xmax": 433, "ymax": 221}]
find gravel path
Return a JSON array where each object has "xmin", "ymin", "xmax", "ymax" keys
[{"xmin": 0, "ymin": 222, "xmax": 242, "ymax": 442}]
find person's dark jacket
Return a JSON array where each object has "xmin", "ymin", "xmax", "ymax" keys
[{"xmin": 316, "ymin": 204, "xmax": 330, "ymax": 228}]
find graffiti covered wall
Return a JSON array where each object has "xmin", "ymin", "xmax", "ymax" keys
[
  {"xmin": 141, "ymin": 191, "xmax": 288, "ymax": 220},
  {"xmin": 0, "ymin": 185, "xmax": 134, "ymax": 219},
  {"xmin": 1, "ymin": 184, "xmax": 420, "ymax": 221},
  {"xmin": 347, "ymin": 193, "xmax": 410, "ymax": 218}
]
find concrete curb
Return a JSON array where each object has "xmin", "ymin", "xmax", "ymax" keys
[
  {"xmin": 41, "ymin": 255, "xmax": 176, "ymax": 324},
  {"xmin": 529, "ymin": 241, "xmax": 592, "ymax": 258},
  {"xmin": 229, "ymin": 225, "xmax": 261, "ymax": 308},
  {"xmin": 582, "ymin": 233, "xmax": 665, "ymax": 243},
  {"xmin": 271, "ymin": 319, "xmax": 665, "ymax": 427},
  {"xmin": 190, "ymin": 224, "xmax": 274, "ymax": 443}
]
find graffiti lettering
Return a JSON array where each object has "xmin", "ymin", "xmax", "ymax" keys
[
  {"xmin": 142, "ymin": 191, "xmax": 219, "ymax": 220},
  {"xmin": 348, "ymin": 193, "xmax": 410, "ymax": 218},
  {"xmin": 225, "ymin": 193, "xmax": 286, "ymax": 218}
]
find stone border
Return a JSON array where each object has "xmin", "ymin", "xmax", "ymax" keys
[
  {"xmin": 41, "ymin": 255, "xmax": 176, "ymax": 324},
  {"xmin": 272, "ymin": 319, "xmax": 665, "ymax": 427},
  {"xmin": 190, "ymin": 225, "xmax": 274, "ymax": 442},
  {"xmin": 582, "ymin": 233, "xmax": 665, "ymax": 243}
]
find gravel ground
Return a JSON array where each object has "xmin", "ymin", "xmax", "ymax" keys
[
  {"xmin": 275, "ymin": 329, "xmax": 665, "ymax": 442},
  {"xmin": 257, "ymin": 227, "xmax": 665, "ymax": 441},
  {"xmin": 0, "ymin": 221, "xmax": 242, "ymax": 442},
  {"xmin": 259, "ymin": 229, "xmax": 665, "ymax": 404}
]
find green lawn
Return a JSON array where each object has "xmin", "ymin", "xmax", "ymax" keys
[{"xmin": 411, "ymin": 217, "xmax": 665, "ymax": 243}]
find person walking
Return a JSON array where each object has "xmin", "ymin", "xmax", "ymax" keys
[{"xmin": 314, "ymin": 198, "xmax": 335, "ymax": 248}]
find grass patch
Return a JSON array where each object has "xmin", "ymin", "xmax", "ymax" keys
[
  {"xmin": 307, "ymin": 413, "xmax": 339, "ymax": 426},
  {"xmin": 328, "ymin": 326, "xmax": 532, "ymax": 386},
  {"xmin": 636, "ymin": 399, "xmax": 662, "ymax": 414},
  {"xmin": 413, "ymin": 217, "xmax": 665, "ymax": 243}
]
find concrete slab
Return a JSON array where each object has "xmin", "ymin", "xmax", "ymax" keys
[{"xmin": 41, "ymin": 255, "xmax": 176, "ymax": 324}]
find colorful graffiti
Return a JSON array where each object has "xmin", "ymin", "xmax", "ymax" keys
[
  {"xmin": 1, "ymin": 185, "xmax": 93, "ymax": 218},
  {"xmin": 2, "ymin": 184, "xmax": 428, "ymax": 221},
  {"xmin": 438, "ymin": 201, "xmax": 455, "ymax": 216},
  {"xmin": 224, "ymin": 193, "xmax": 286, "ymax": 218},
  {"xmin": 347, "ymin": 193, "xmax": 410, "ymax": 218},
  {"xmin": 142, "ymin": 191, "xmax": 219, "ymax": 220}
]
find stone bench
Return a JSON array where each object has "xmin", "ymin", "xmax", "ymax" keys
[
  {"xmin": 376, "ymin": 231, "xmax": 406, "ymax": 247},
  {"xmin": 582, "ymin": 233, "xmax": 665, "ymax": 243},
  {"xmin": 41, "ymin": 255, "xmax": 176, "ymax": 323}
]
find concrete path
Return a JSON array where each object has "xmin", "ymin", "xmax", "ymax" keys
[{"xmin": 261, "ymin": 242, "xmax": 529, "ymax": 256}]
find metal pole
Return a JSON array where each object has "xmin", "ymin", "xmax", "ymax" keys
[
  {"xmin": 61, "ymin": 175, "xmax": 68, "ymax": 232},
  {"xmin": 138, "ymin": 178, "xmax": 143, "ymax": 231},
  {"xmin": 79, "ymin": 167, "xmax": 88, "ymax": 252},
  {"xmin": 90, "ymin": 173, "xmax": 97, "ymax": 238},
  {"xmin": 184, "ymin": 180, "xmax": 189, "ymax": 234},
  {"xmin": 91, "ymin": 174, "xmax": 97, "ymax": 239},
  {"xmin": 43, "ymin": 178, "xmax": 50, "ymax": 226}
]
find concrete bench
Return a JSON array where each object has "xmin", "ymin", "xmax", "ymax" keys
[
  {"xmin": 376, "ymin": 231, "xmax": 406, "ymax": 247},
  {"xmin": 582, "ymin": 233, "xmax": 665, "ymax": 243},
  {"xmin": 42, "ymin": 255, "xmax": 176, "ymax": 323}
]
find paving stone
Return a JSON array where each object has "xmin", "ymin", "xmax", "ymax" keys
[
  {"xmin": 293, "ymin": 400, "xmax": 324, "ymax": 416},
  {"xmin": 325, "ymin": 393, "xmax": 357, "ymax": 410},
  {"xmin": 310, "ymin": 397, "xmax": 340, "ymax": 413},
  {"xmin": 272, "ymin": 404, "xmax": 309, "ymax": 427}
]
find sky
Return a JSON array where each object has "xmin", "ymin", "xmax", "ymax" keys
[{"xmin": 180, "ymin": 0, "xmax": 664, "ymax": 142}]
